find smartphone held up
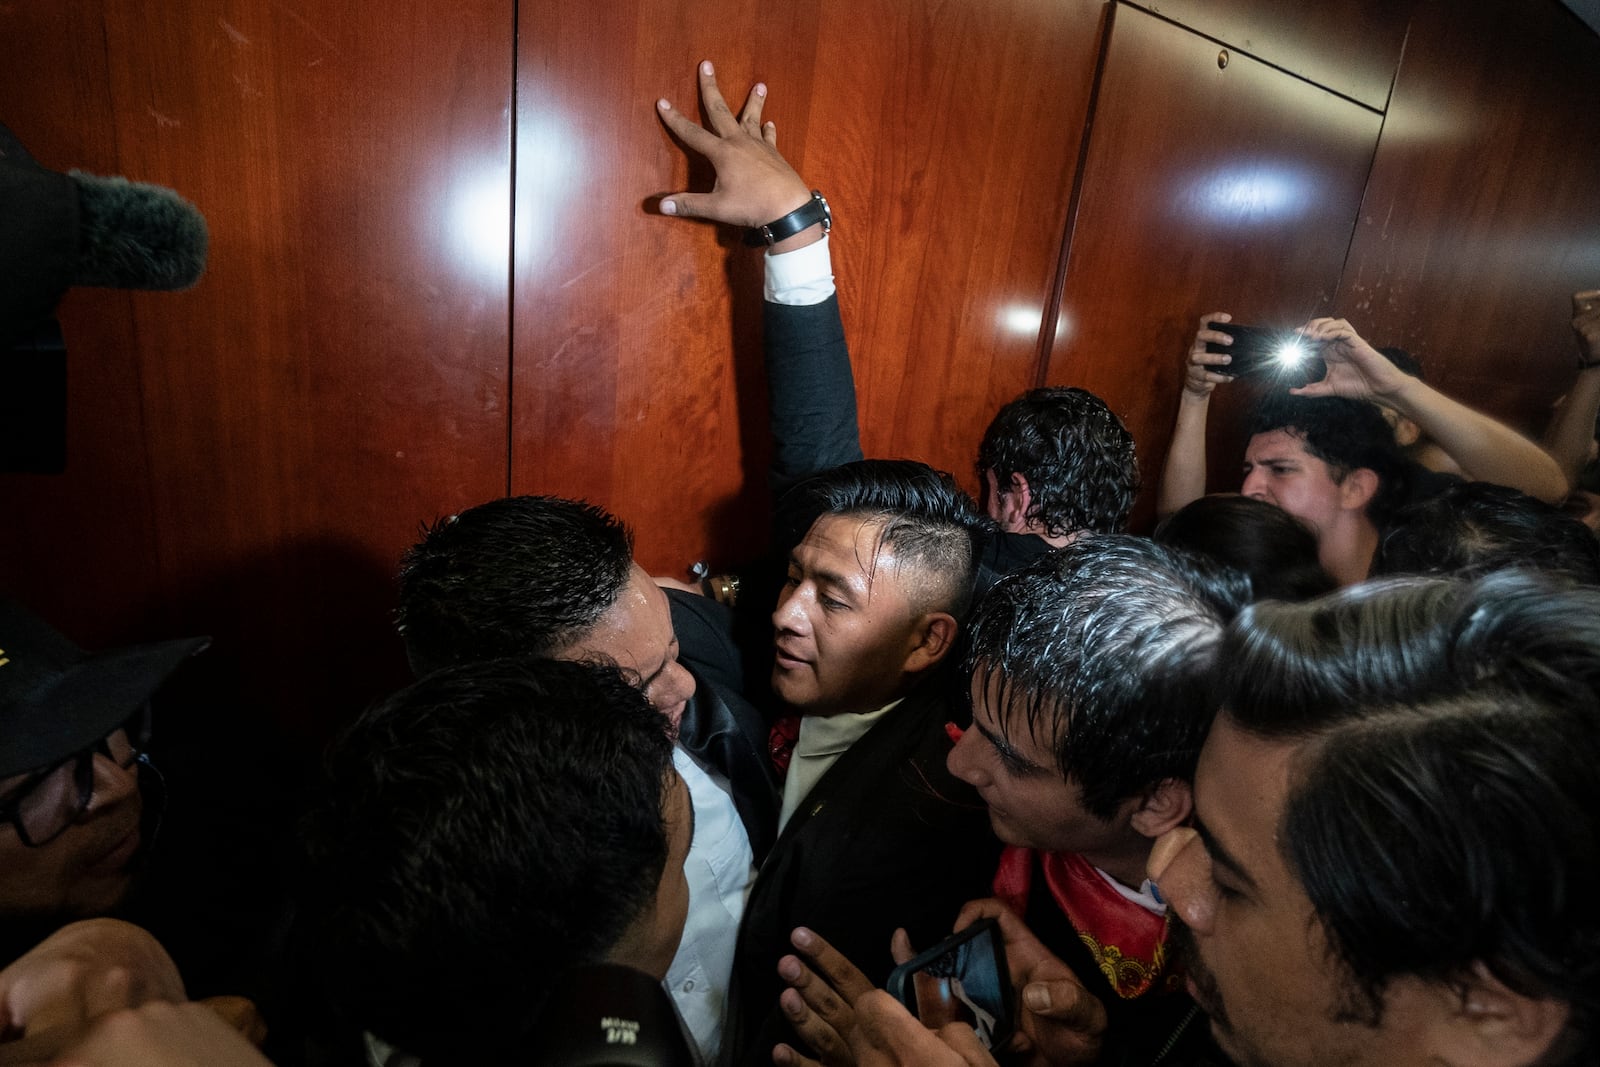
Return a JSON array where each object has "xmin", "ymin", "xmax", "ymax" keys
[
  {"xmin": 885, "ymin": 919, "xmax": 1014, "ymax": 1051},
  {"xmin": 1206, "ymin": 322, "xmax": 1325, "ymax": 384}
]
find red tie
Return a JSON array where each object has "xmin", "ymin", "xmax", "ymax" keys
[{"xmin": 768, "ymin": 714, "xmax": 801, "ymax": 778}]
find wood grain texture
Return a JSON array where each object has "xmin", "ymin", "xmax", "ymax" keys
[
  {"xmin": 1135, "ymin": 0, "xmax": 1414, "ymax": 110},
  {"xmin": 512, "ymin": 0, "xmax": 1105, "ymax": 576},
  {"xmin": 1335, "ymin": 0, "xmax": 1600, "ymax": 433},
  {"xmin": 0, "ymin": 1, "xmax": 514, "ymax": 741},
  {"xmin": 1045, "ymin": 5, "xmax": 1384, "ymax": 522},
  {"xmin": 806, "ymin": 0, "xmax": 1104, "ymax": 493}
]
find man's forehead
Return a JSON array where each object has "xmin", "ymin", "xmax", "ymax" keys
[
  {"xmin": 1195, "ymin": 714, "xmax": 1299, "ymax": 873},
  {"xmin": 566, "ymin": 563, "xmax": 672, "ymax": 662},
  {"xmin": 796, "ymin": 513, "xmax": 899, "ymax": 577},
  {"xmin": 1245, "ymin": 428, "xmax": 1313, "ymax": 462},
  {"xmin": 969, "ymin": 665, "xmax": 1062, "ymax": 761}
]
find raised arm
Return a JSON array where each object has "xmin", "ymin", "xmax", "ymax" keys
[
  {"xmin": 1295, "ymin": 317, "xmax": 1569, "ymax": 503},
  {"xmin": 1541, "ymin": 289, "xmax": 1600, "ymax": 486},
  {"xmin": 1156, "ymin": 312, "xmax": 1237, "ymax": 518},
  {"xmin": 656, "ymin": 61, "xmax": 861, "ymax": 493}
]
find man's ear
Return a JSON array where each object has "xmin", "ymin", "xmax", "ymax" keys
[
  {"xmin": 1339, "ymin": 467, "xmax": 1380, "ymax": 512},
  {"xmin": 1129, "ymin": 777, "xmax": 1192, "ymax": 840},
  {"xmin": 991, "ymin": 471, "xmax": 1033, "ymax": 533},
  {"xmin": 1423, "ymin": 961, "xmax": 1569, "ymax": 1067},
  {"xmin": 904, "ymin": 612, "xmax": 959, "ymax": 675}
]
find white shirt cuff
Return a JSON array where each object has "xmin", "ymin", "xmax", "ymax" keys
[{"xmin": 764, "ymin": 234, "xmax": 835, "ymax": 305}]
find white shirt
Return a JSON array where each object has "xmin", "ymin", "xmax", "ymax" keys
[
  {"xmin": 1093, "ymin": 865, "xmax": 1167, "ymax": 916},
  {"xmin": 668, "ymin": 744, "xmax": 755, "ymax": 1066},
  {"xmin": 765, "ymin": 235, "xmax": 835, "ymax": 305}
]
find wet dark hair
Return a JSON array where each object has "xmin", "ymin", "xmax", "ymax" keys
[
  {"xmin": 1219, "ymin": 574, "xmax": 1600, "ymax": 1059},
  {"xmin": 1373, "ymin": 481, "xmax": 1600, "ymax": 585},
  {"xmin": 777, "ymin": 459, "xmax": 991, "ymax": 620},
  {"xmin": 1245, "ymin": 394, "xmax": 1407, "ymax": 524},
  {"xmin": 965, "ymin": 535, "xmax": 1249, "ymax": 819},
  {"xmin": 1154, "ymin": 494, "xmax": 1336, "ymax": 601},
  {"xmin": 396, "ymin": 496, "xmax": 635, "ymax": 675},
  {"xmin": 294, "ymin": 658, "xmax": 675, "ymax": 1063},
  {"xmin": 976, "ymin": 387, "xmax": 1139, "ymax": 538}
]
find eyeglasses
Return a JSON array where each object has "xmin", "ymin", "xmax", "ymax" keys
[{"xmin": 0, "ymin": 726, "xmax": 147, "ymax": 848}]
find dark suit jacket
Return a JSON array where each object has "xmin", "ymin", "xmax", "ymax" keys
[
  {"xmin": 728, "ymin": 674, "xmax": 1002, "ymax": 1066},
  {"xmin": 669, "ymin": 587, "xmax": 782, "ymax": 864},
  {"xmin": 764, "ymin": 295, "xmax": 863, "ymax": 497}
]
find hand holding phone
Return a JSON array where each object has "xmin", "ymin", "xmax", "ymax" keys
[
  {"xmin": 884, "ymin": 919, "xmax": 1014, "ymax": 1051},
  {"xmin": 1205, "ymin": 322, "xmax": 1325, "ymax": 383},
  {"xmin": 950, "ymin": 900, "xmax": 1107, "ymax": 1067}
]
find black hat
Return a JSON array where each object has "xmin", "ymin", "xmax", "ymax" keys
[{"xmin": 0, "ymin": 598, "xmax": 209, "ymax": 779}]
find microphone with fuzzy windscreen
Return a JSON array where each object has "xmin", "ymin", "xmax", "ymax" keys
[{"xmin": 1, "ymin": 121, "xmax": 209, "ymax": 472}]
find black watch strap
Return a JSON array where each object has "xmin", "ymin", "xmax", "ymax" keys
[{"xmin": 745, "ymin": 191, "xmax": 831, "ymax": 247}]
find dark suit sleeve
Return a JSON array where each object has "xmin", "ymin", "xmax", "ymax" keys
[
  {"xmin": 667, "ymin": 586, "xmax": 746, "ymax": 696},
  {"xmin": 764, "ymin": 295, "xmax": 864, "ymax": 497}
]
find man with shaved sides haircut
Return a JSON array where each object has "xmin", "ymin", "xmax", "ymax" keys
[{"xmin": 726, "ymin": 459, "xmax": 1002, "ymax": 1066}]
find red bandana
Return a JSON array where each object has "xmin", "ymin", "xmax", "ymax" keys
[{"xmin": 993, "ymin": 846, "xmax": 1179, "ymax": 999}]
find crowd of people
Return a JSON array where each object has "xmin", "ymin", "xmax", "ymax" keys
[{"xmin": 3, "ymin": 60, "xmax": 1600, "ymax": 1067}]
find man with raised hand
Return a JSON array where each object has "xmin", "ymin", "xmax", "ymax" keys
[
  {"xmin": 727, "ymin": 460, "xmax": 1001, "ymax": 1066},
  {"xmin": 656, "ymin": 63, "xmax": 1138, "ymax": 585}
]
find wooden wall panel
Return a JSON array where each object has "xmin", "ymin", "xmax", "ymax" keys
[
  {"xmin": 1134, "ymin": 0, "xmax": 1413, "ymax": 110},
  {"xmin": 806, "ymin": 0, "xmax": 1105, "ymax": 495},
  {"xmin": 0, "ymin": 2, "xmax": 514, "ymax": 742},
  {"xmin": 1335, "ymin": 0, "xmax": 1600, "ymax": 433},
  {"xmin": 512, "ymin": 1, "xmax": 820, "ymax": 578},
  {"xmin": 512, "ymin": 0, "xmax": 1105, "ymax": 577},
  {"xmin": 1046, "ymin": 5, "xmax": 1384, "ymax": 521}
]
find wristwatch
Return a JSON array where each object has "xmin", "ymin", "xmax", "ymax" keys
[{"xmin": 745, "ymin": 191, "xmax": 831, "ymax": 247}]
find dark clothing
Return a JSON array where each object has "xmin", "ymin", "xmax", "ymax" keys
[
  {"xmin": 764, "ymin": 295, "xmax": 863, "ymax": 498},
  {"xmin": 669, "ymin": 589, "xmax": 782, "ymax": 864},
  {"xmin": 1395, "ymin": 460, "xmax": 1462, "ymax": 510},
  {"xmin": 718, "ymin": 299, "xmax": 1000, "ymax": 1063},
  {"xmin": 729, "ymin": 678, "xmax": 1002, "ymax": 1066},
  {"xmin": 976, "ymin": 530, "xmax": 1056, "ymax": 595},
  {"xmin": 1015, "ymin": 854, "xmax": 1231, "ymax": 1067}
]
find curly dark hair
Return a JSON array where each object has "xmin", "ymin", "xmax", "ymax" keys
[{"xmin": 976, "ymin": 387, "xmax": 1139, "ymax": 538}]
